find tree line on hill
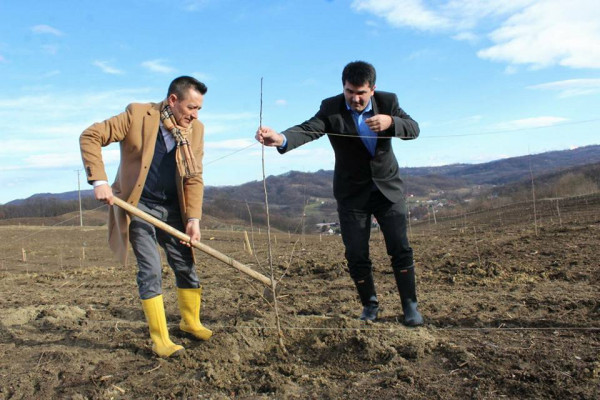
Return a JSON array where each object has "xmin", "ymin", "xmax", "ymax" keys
[{"xmin": 0, "ymin": 196, "xmax": 100, "ymax": 221}]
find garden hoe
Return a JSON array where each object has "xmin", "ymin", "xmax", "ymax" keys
[{"xmin": 113, "ymin": 197, "xmax": 275, "ymax": 299}]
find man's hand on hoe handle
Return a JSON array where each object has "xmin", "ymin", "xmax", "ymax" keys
[
  {"xmin": 94, "ymin": 183, "xmax": 114, "ymax": 205},
  {"xmin": 184, "ymin": 219, "xmax": 201, "ymax": 248}
]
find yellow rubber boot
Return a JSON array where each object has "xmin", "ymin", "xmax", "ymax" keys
[
  {"xmin": 177, "ymin": 287, "xmax": 213, "ymax": 341},
  {"xmin": 141, "ymin": 295, "xmax": 184, "ymax": 357}
]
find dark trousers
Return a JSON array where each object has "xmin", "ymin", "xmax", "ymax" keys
[
  {"xmin": 338, "ymin": 190, "xmax": 413, "ymax": 282},
  {"xmin": 128, "ymin": 201, "xmax": 199, "ymax": 300}
]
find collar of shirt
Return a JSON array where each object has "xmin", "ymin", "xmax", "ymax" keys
[
  {"xmin": 345, "ymin": 98, "xmax": 374, "ymax": 118},
  {"xmin": 159, "ymin": 122, "xmax": 176, "ymax": 152},
  {"xmin": 346, "ymin": 98, "xmax": 377, "ymax": 157}
]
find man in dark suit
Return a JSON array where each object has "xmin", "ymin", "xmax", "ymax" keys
[{"xmin": 255, "ymin": 61, "xmax": 423, "ymax": 326}]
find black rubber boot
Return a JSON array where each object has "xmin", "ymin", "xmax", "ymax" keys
[
  {"xmin": 393, "ymin": 265, "xmax": 424, "ymax": 326},
  {"xmin": 353, "ymin": 275, "xmax": 379, "ymax": 321}
]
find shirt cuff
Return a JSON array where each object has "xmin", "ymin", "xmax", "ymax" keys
[
  {"xmin": 92, "ymin": 180, "xmax": 109, "ymax": 187},
  {"xmin": 277, "ymin": 134, "xmax": 288, "ymax": 150}
]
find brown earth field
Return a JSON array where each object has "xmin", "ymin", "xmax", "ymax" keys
[{"xmin": 0, "ymin": 197, "xmax": 599, "ymax": 399}]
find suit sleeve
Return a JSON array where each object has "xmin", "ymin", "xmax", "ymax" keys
[
  {"xmin": 278, "ymin": 101, "xmax": 329, "ymax": 154},
  {"xmin": 388, "ymin": 94, "xmax": 419, "ymax": 140},
  {"xmin": 79, "ymin": 105, "xmax": 132, "ymax": 184}
]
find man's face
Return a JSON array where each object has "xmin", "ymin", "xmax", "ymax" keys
[
  {"xmin": 168, "ymin": 88, "xmax": 204, "ymax": 128},
  {"xmin": 343, "ymin": 81, "xmax": 374, "ymax": 113}
]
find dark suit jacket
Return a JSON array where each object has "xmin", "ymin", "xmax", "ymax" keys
[{"xmin": 280, "ymin": 91, "xmax": 419, "ymax": 209}]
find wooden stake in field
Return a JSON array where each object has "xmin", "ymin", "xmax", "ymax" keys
[
  {"xmin": 112, "ymin": 197, "xmax": 273, "ymax": 287},
  {"xmin": 243, "ymin": 230, "xmax": 253, "ymax": 255},
  {"xmin": 556, "ymin": 198, "xmax": 562, "ymax": 226},
  {"xmin": 529, "ymin": 153, "xmax": 539, "ymax": 236},
  {"xmin": 407, "ymin": 200, "xmax": 413, "ymax": 239}
]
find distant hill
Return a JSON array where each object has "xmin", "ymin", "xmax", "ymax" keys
[
  {"xmin": 487, "ymin": 161, "xmax": 600, "ymax": 200},
  {"xmin": 400, "ymin": 144, "xmax": 600, "ymax": 185},
  {"xmin": 202, "ymin": 144, "xmax": 600, "ymax": 202},
  {"xmin": 2, "ymin": 145, "xmax": 599, "ymax": 231},
  {"xmin": 4, "ymin": 190, "xmax": 94, "ymax": 207}
]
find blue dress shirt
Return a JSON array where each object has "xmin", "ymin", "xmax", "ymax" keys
[{"xmin": 347, "ymin": 99, "xmax": 376, "ymax": 157}]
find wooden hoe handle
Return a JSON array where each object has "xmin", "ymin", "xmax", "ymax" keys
[{"xmin": 112, "ymin": 197, "xmax": 273, "ymax": 288}]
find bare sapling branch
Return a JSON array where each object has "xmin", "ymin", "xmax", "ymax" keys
[{"xmin": 259, "ymin": 77, "xmax": 287, "ymax": 354}]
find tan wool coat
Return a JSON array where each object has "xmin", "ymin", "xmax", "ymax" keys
[{"xmin": 79, "ymin": 102, "xmax": 205, "ymax": 265}]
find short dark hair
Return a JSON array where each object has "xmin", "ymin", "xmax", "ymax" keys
[
  {"xmin": 342, "ymin": 61, "xmax": 376, "ymax": 88},
  {"xmin": 167, "ymin": 76, "xmax": 207, "ymax": 99}
]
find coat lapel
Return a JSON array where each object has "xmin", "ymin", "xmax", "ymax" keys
[
  {"xmin": 371, "ymin": 95, "xmax": 379, "ymax": 115},
  {"xmin": 141, "ymin": 104, "xmax": 161, "ymax": 165},
  {"xmin": 371, "ymin": 95, "xmax": 387, "ymax": 151},
  {"xmin": 340, "ymin": 98, "xmax": 358, "ymax": 136}
]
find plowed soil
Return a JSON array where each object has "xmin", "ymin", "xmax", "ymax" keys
[{"xmin": 1, "ymin": 202, "xmax": 599, "ymax": 399}]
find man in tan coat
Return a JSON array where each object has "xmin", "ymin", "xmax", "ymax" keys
[{"xmin": 80, "ymin": 76, "xmax": 211, "ymax": 357}]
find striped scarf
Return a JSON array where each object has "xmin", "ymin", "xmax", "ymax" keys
[{"xmin": 160, "ymin": 102, "xmax": 201, "ymax": 178}]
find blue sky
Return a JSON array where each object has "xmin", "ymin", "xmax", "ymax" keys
[{"xmin": 1, "ymin": 0, "xmax": 599, "ymax": 204}]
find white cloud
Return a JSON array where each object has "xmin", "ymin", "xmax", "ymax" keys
[
  {"xmin": 0, "ymin": 88, "xmax": 156, "ymax": 156},
  {"xmin": 351, "ymin": 0, "xmax": 533, "ymax": 31},
  {"xmin": 352, "ymin": 0, "xmax": 451, "ymax": 31},
  {"xmin": 439, "ymin": 114, "xmax": 484, "ymax": 127},
  {"xmin": 191, "ymin": 71, "xmax": 213, "ymax": 81},
  {"xmin": 528, "ymin": 78, "xmax": 600, "ymax": 97},
  {"xmin": 351, "ymin": 0, "xmax": 600, "ymax": 70},
  {"xmin": 0, "ymin": 88, "xmax": 154, "ymax": 117},
  {"xmin": 203, "ymin": 112, "xmax": 256, "ymax": 122},
  {"xmin": 493, "ymin": 116, "xmax": 568, "ymax": 131},
  {"xmin": 205, "ymin": 138, "xmax": 256, "ymax": 150},
  {"xmin": 478, "ymin": 0, "xmax": 600, "ymax": 69},
  {"xmin": 14, "ymin": 123, "xmax": 89, "ymax": 138},
  {"xmin": 0, "ymin": 55, "xmax": 5, "ymax": 63},
  {"xmin": 442, "ymin": 0, "xmax": 535, "ymax": 29},
  {"xmin": 201, "ymin": 112, "xmax": 257, "ymax": 136},
  {"xmin": 25, "ymin": 149, "xmax": 118, "ymax": 170},
  {"xmin": 141, "ymin": 59, "xmax": 176, "ymax": 74},
  {"xmin": 31, "ymin": 24, "xmax": 64, "ymax": 36},
  {"xmin": 0, "ymin": 144, "xmax": 120, "ymax": 171},
  {"xmin": 204, "ymin": 124, "xmax": 239, "ymax": 135},
  {"xmin": 452, "ymin": 31, "xmax": 479, "ymax": 43},
  {"xmin": 23, "ymin": 153, "xmax": 85, "ymax": 169},
  {"xmin": 275, "ymin": 99, "xmax": 287, "ymax": 106},
  {"xmin": 0, "ymin": 139, "xmax": 70, "ymax": 156},
  {"xmin": 93, "ymin": 60, "xmax": 124, "ymax": 75}
]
